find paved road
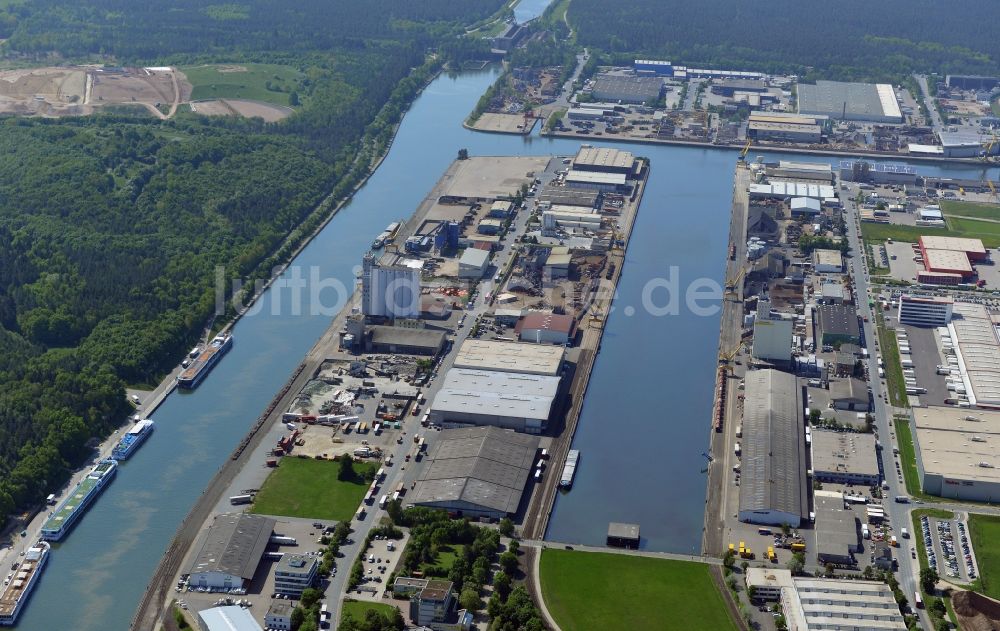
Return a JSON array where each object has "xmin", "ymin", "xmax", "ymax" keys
[{"xmin": 914, "ymin": 75, "xmax": 943, "ymax": 134}]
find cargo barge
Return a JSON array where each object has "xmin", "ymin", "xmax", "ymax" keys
[
  {"xmin": 177, "ymin": 333, "xmax": 233, "ymax": 389},
  {"xmin": 372, "ymin": 221, "xmax": 401, "ymax": 249},
  {"xmin": 111, "ymin": 419, "xmax": 155, "ymax": 460},
  {"xmin": 40, "ymin": 459, "xmax": 118, "ymax": 542},
  {"xmin": 560, "ymin": 450, "xmax": 580, "ymax": 488},
  {"xmin": 0, "ymin": 541, "xmax": 50, "ymax": 626}
]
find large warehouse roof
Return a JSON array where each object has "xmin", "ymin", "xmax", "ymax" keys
[
  {"xmin": 797, "ymin": 81, "xmax": 902, "ymax": 122},
  {"xmin": 924, "ymin": 249, "xmax": 973, "ymax": 274},
  {"xmin": 199, "ymin": 606, "xmax": 264, "ymax": 631},
  {"xmin": 431, "ymin": 369, "xmax": 560, "ymax": 421},
  {"xmin": 817, "ymin": 304, "xmax": 860, "ymax": 339},
  {"xmin": 410, "ymin": 426, "xmax": 540, "ymax": 515},
  {"xmin": 919, "ymin": 236, "xmax": 987, "ymax": 256},
  {"xmin": 453, "ymin": 339, "xmax": 564, "ymax": 376},
  {"xmin": 811, "ymin": 430, "xmax": 879, "ymax": 479},
  {"xmin": 189, "ymin": 513, "xmax": 275, "ymax": 580},
  {"xmin": 573, "ymin": 146, "xmax": 635, "ymax": 171},
  {"xmin": 949, "ymin": 303, "xmax": 1000, "ymax": 408},
  {"xmin": 784, "ymin": 578, "xmax": 906, "ymax": 631},
  {"xmin": 913, "ymin": 406, "xmax": 1000, "ymax": 483},
  {"xmin": 738, "ymin": 370, "xmax": 806, "ymax": 523}
]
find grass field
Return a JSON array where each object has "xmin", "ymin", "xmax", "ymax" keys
[
  {"xmin": 341, "ymin": 600, "xmax": 401, "ymax": 621},
  {"xmin": 894, "ymin": 414, "xmax": 927, "ymax": 500},
  {"xmin": 182, "ymin": 63, "xmax": 302, "ymax": 106},
  {"xmin": 876, "ymin": 311, "xmax": 908, "ymax": 408},
  {"xmin": 941, "ymin": 200, "xmax": 1000, "ymax": 221},
  {"xmin": 421, "ymin": 545, "xmax": 459, "ymax": 575},
  {"xmin": 968, "ymin": 514, "xmax": 1000, "ymax": 600},
  {"xmin": 251, "ymin": 457, "xmax": 375, "ymax": 521},
  {"xmin": 540, "ymin": 550, "xmax": 738, "ymax": 631},
  {"xmin": 860, "ymin": 212, "xmax": 1000, "ymax": 248}
]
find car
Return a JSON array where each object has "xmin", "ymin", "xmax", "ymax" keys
[{"xmin": 313, "ymin": 522, "xmax": 324, "ymax": 529}]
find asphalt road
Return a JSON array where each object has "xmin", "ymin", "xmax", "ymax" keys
[{"xmin": 914, "ymin": 75, "xmax": 943, "ymax": 134}]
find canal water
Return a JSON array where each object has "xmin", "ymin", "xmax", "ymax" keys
[{"xmin": 19, "ymin": 66, "xmax": 1000, "ymax": 629}]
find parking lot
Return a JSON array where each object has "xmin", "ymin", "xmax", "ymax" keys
[
  {"xmin": 921, "ymin": 515, "xmax": 979, "ymax": 583},
  {"xmin": 349, "ymin": 532, "xmax": 409, "ymax": 602}
]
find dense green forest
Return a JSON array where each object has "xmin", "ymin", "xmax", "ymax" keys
[
  {"xmin": 567, "ymin": 0, "xmax": 1000, "ymax": 79},
  {"xmin": 0, "ymin": 0, "xmax": 503, "ymax": 527}
]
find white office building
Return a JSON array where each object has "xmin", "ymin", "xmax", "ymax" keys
[
  {"xmin": 362, "ymin": 251, "xmax": 421, "ymax": 319},
  {"xmin": 897, "ymin": 294, "xmax": 953, "ymax": 327}
]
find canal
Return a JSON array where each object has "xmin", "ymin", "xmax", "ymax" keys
[{"xmin": 19, "ymin": 68, "xmax": 1000, "ymax": 629}]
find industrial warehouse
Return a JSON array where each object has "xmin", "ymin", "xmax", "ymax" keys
[
  {"xmin": 913, "ymin": 407, "xmax": 1000, "ymax": 502},
  {"xmin": 949, "ymin": 302, "xmax": 1000, "ymax": 409},
  {"xmin": 407, "ymin": 426, "xmax": 541, "ymax": 519},
  {"xmin": 452, "ymin": 339, "xmax": 565, "ymax": 376},
  {"xmin": 810, "ymin": 430, "xmax": 880, "ymax": 487},
  {"xmin": 187, "ymin": 513, "xmax": 275, "ymax": 591},
  {"xmin": 737, "ymin": 369, "xmax": 807, "ymax": 527},
  {"xmin": 796, "ymin": 80, "xmax": 903, "ymax": 123},
  {"xmin": 429, "ymin": 368, "xmax": 561, "ymax": 434}
]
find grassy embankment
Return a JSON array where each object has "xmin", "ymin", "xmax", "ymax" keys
[
  {"xmin": 859, "ymin": 201, "xmax": 1000, "ymax": 249},
  {"xmin": 540, "ymin": 550, "xmax": 739, "ymax": 631},
  {"xmin": 968, "ymin": 514, "xmax": 1000, "ymax": 600},
  {"xmin": 251, "ymin": 457, "xmax": 376, "ymax": 521},
  {"xmin": 182, "ymin": 63, "xmax": 303, "ymax": 106}
]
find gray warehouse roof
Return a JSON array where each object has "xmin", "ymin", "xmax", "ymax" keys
[
  {"xmin": 410, "ymin": 426, "xmax": 540, "ymax": 515},
  {"xmin": 797, "ymin": 81, "xmax": 902, "ymax": 122},
  {"xmin": 813, "ymin": 492, "xmax": 859, "ymax": 561},
  {"xmin": 431, "ymin": 369, "xmax": 560, "ymax": 421},
  {"xmin": 453, "ymin": 339, "xmax": 564, "ymax": 376},
  {"xmin": 369, "ymin": 326, "xmax": 446, "ymax": 351},
  {"xmin": 189, "ymin": 513, "xmax": 275, "ymax": 580},
  {"xmin": 817, "ymin": 304, "xmax": 860, "ymax": 339},
  {"xmin": 591, "ymin": 75, "xmax": 663, "ymax": 103},
  {"xmin": 738, "ymin": 369, "xmax": 806, "ymax": 521},
  {"xmin": 811, "ymin": 430, "xmax": 879, "ymax": 479}
]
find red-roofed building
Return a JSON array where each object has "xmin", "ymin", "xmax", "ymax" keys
[{"xmin": 515, "ymin": 312, "xmax": 576, "ymax": 345}]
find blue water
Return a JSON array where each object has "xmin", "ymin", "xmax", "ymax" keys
[
  {"xmin": 17, "ymin": 64, "xmax": 1000, "ymax": 628},
  {"xmin": 514, "ymin": 0, "xmax": 553, "ymax": 23}
]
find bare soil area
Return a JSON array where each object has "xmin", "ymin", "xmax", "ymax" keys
[{"xmin": 191, "ymin": 98, "xmax": 293, "ymax": 122}]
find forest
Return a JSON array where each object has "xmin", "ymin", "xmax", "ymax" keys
[
  {"xmin": 0, "ymin": 0, "xmax": 503, "ymax": 527},
  {"xmin": 567, "ymin": 0, "xmax": 1000, "ymax": 80}
]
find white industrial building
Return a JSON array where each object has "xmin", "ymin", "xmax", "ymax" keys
[
  {"xmin": 565, "ymin": 170, "xmax": 626, "ymax": 192},
  {"xmin": 458, "ymin": 248, "xmax": 490, "ymax": 279},
  {"xmin": 790, "ymin": 197, "xmax": 821, "ymax": 217},
  {"xmin": 752, "ymin": 311, "xmax": 793, "ymax": 364},
  {"xmin": 812, "ymin": 249, "xmax": 843, "ymax": 274},
  {"xmin": 783, "ymin": 577, "xmax": 906, "ymax": 630},
  {"xmin": 188, "ymin": 514, "xmax": 274, "ymax": 591},
  {"xmin": 898, "ymin": 294, "xmax": 953, "ymax": 327},
  {"xmin": 749, "ymin": 182, "xmax": 836, "ymax": 201},
  {"xmin": 542, "ymin": 208, "xmax": 602, "ymax": 232},
  {"xmin": 516, "ymin": 312, "xmax": 575, "ymax": 345},
  {"xmin": 452, "ymin": 339, "xmax": 564, "ymax": 376},
  {"xmin": 948, "ymin": 302, "xmax": 1000, "ymax": 408},
  {"xmin": 361, "ymin": 251, "xmax": 421, "ymax": 319},
  {"xmin": 429, "ymin": 368, "xmax": 560, "ymax": 434},
  {"xmin": 738, "ymin": 370, "xmax": 806, "ymax": 527},
  {"xmin": 198, "ymin": 606, "xmax": 264, "ymax": 631},
  {"xmin": 408, "ymin": 426, "xmax": 540, "ymax": 519},
  {"xmin": 572, "ymin": 146, "xmax": 636, "ymax": 174},
  {"xmin": 914, "ymin": 407, "xmax": 1000, "ymax": 501},
  {"xmin": 811, "ymin": 430, "xmax": 879, "ymax": 486}
]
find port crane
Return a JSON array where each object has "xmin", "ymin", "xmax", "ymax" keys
[
  {"xmin": 982, "ymin": 132, "xmax": 999, "ymax": 162},
  {"xmin": 724, "ymin": 268, "xmax": 747, "ymax": 294},
  {"xmin": 719, "ymin": 342, "xmax": 745, "ymax": 364},
  {"xmin": 737, "ymin": 138, "xmax": 752, "ymax": 162}
]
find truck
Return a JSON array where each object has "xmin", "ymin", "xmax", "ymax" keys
[
  {"xmin": 767, "ymin": 547, "xmax": 777, "ymax": 562},
  {"xmin": 379, "ymin": 495, "xmax": 388, "ymax": 509},
  {"xmin": 229, "ymin": 494, "xmax": 254, "ymax": 505},
  {"xmin": 890, "ymin": 535, "xmax": 898, "ymax": 547},
  {"xmin": 901, "ymin": 527, "xmax": 909, "ymax": 538},
  {"xmin": 862, "ymin": 524, "xmax": 870, "ymax": 539},
  {"xmin": 894, "ymin": 495, "xmax": 910, "ymax": 504},
  {"xmin": 269, "ymin": 535, "xmax": 298, "ymax": 546},
  {"xmin": 790, "ymin": 542, "xmax": 806, "ymax": 552},
  {"xmin": 734, "ymin": 443, "xmax": 741, "ymax": 457}
]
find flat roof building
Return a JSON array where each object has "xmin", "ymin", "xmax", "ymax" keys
[
  {"xmin": 919, "ymin": 235, "xmax": 988, "ymax": 261},
  {"xmin": 898, "ymin": 294, "xmax": 954, "ymax": 327},
  {"xmin": 565, "ymin": 170, "xmax": 627, "ymax": 192},
  {"xmin": 817, "ymin": 304, "xmax": 861, "ymax": 347},
  {"xmin": 748, "ymin": 121, "xmax": 822, "ymax": 144},
  {"xmin": 914, "ymin": 406, "xmax": 1000, "ymax": 501},
  {"xmin": 198, "ymin": 605, "xmax": 263, "ymax": 631},
  {"xmin": 606, "ymin": 522, "xmax": 640, "ymax": 549},
  {"xmin": 572, "ymin": 146, "xmax": 636, "ymax": 174},
  {"xmin": 738, "ymin": 369, "xmax": 806, "ymax": 527},
  {"xmin": 924, "ymin": 249, "xmax": 974, "ymax": 278},
  {"xmin": 948, "ymin": 303, "xmax": 1000, "ymax": 408},
  {"xmin": 273, "ymin": 553, "xmax": 318, "ymax": 598},
  {"xmin": 813, "ymin": 491, "xmax": 860, "ymax": 566},
  {"xmin": 790, "ymin": 197, "xmax": 821, "ymax": 217},
  {"xmin": 453, "ymin": 339, "xmax": 564, "ymax": 376},
  {"xmin": 516, "ymin": 311, "xmax": 576, "ymax": 345},
  {"xmin": 430, "ymin": 368, "xmax": 561, "ymax": 434},
  {"xmin": 368, "ymin": 326, "xmax": 446, "ymax": 356},
  {"xmin": 797, "ymin": 81, "xmax": 903, "ymax": 123},
  {"xmin": 812, "ymin": 249, "xmax": 843, "ymax": 273},
  {"xmin": 811, "ymin": 430, "xmax": 879, "ymax": 486},
  {"xmin": 188, "ymin": 513, "xmax": 275, "ymax": 591},
  {"xmin": 782, "ymin": 577, "xmax": 906, "ymax": 630},
  {"xmin": 745, "ymin": 568, "xmax": 794, "ymax": 602},
  {"xmin": 408, "ymin": 426, "xmax": 540, "ymax": 519},
  {"xmin": 459, "ymin": 248, "xmax": 490, "ymax": 280},
  {"xmin": 591, "ymin": 75, "xmax": 664, "ymax": 104}
]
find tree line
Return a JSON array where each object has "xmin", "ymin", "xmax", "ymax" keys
[
  {"xmin": 567, "ymin": 0, "xmax": 1000, "ymax": 80},
  {"xmin": 0, "ymin": 0, "xmax": 506, "ymax": 530}
]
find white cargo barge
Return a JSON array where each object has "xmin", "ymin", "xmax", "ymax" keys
[{"xmin": 560, "ymin": 450, "xmax": 580, "ymax": 488}]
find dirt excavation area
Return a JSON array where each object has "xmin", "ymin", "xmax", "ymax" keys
[
  {"xmin": 190, "ymin": 99, "xmax": 293, "ymax": 122},
  {"xmin": 0, "ymin": 67, "xmax": 89, "ymax": 116}
]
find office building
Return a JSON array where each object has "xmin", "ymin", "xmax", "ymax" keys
[
  {"xmin": 362, "ymin": 252, "xmax": 421, "ymax": 319},
  {"xmin": 745, "ymin": 568, "xmax": 794, "ymax": 602},
  {"xmin": 188, "ymin": 513, "xmax": 275, "ymax": 591},
  {"xmin": 273, "ymin": 553, "xmax": 318, "ymax": 597},
  {"xmin": 265, "ymin": 602, "xmax": 293, "ymax": 631},
  {"xmin": 408, "ymin": 426, "xmax": 540, "ymax": 519},
  {"xmin": 738, "ymin": 370, "xmax": 806, "ymax": 527},
  {"xmin": 797, "ymin": 81, "xmax": 903, "ymax": 123},
  {"xmin": 897, "ymin": 295, "xmax": 954, "ymax": 327},
  {"xmin": 811, "ymin": 430, "xmax": 879, "ymax": 486}
]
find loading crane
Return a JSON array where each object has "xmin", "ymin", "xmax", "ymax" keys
[
  {"xmin": 725, "ymin": 268, "xmax": 747, "ymax": 293},
  {"xmin": 982, "ymin": 132, "xmax": 999, "ymax": 162},
  {"xmin": 738, "ymin": 138, "xmax": 752, "ymax": 162},
  {"xmin": 719, "ymin": 342, "xmax": 745, "ymax": 363}
]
